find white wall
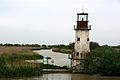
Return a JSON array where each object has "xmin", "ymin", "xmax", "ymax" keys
[{"xmin": 75, "ymin": 30, "xmax": 90, "ymax": 59}]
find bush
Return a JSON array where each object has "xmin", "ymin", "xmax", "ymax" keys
[{"xmin": 84, "ymin": 46, "xmax": 120, "ymax": 75}]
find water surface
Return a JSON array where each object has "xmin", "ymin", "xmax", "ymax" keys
[
  {"xmin": 34, "ymin": 49, "xmax": 71, "ymax": 67},
  {"xmin": 3, "ymin": 73, "xmax": 120, "ymax": 80}
]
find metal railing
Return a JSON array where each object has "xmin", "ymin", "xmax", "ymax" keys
[{"xmin": 74, "ymin": 25, "xmax": 91, "ymax": 30}]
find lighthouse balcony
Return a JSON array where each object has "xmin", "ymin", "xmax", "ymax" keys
[{"xmin": 74, "ymin": 25, "xmax": 91, "ymax": 30}]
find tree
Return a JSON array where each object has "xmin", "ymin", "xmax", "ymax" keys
[
  {"xmin": 42, "ymin": 44, "xmax": 47, "ymax": 48},
  {"xmin": 68, "ymin": 42, "xmax": 75, "ymax": 49},
  {"xmin": 90, "ymin": 41, "xmax": 100, "ymax": 50}
]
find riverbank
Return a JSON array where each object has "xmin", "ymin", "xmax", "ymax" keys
[{"xmin": 52, "ymin": 48, "xmax": 72, "ymax": 54}]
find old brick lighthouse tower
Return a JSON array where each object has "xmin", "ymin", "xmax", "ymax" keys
[{"xmin": 69, "ymin": 11, "xmax": 91, "ymax": 72}]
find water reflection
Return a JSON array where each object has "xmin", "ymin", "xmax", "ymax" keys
[
  {"xmin": 41, "ymin": 73, "xmax": 71, "ymax": 80},
  {"xmin": 1, "ymin": 73, "xmax": 120, "ymax": 80},
  {"xmin": 71, "ymin": 74, "xmax": 92, "ymax": 80},
  {"xmin": 39, "ymin": 73, "xmax": 120, "ymax": 80}
]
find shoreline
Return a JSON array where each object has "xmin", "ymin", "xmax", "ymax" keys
[{"xmin": 52, "ymin": 48, "xmax": 72, "ymax": 54}]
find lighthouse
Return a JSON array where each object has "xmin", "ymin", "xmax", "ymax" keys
[{"xmin": 69, "ymin": 11, "xmax": 91, "ymax": 72}]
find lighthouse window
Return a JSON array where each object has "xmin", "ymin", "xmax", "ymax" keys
[
  {"xmin": 80, "ymin": 63, "xmax": 82, "ymax": 65},
  {"xmin": 81, "ymin": 53, "xmax": 83, "ymax": 58},
  {"xmin": 87, "ymin": 38, "xmax": 89, "ymax": 41},
  {"xmin": 77, "ymin": 38, "xmax": 80, "ymax": 41},
  {"xmin": 76, "ymin": 52, "xmax": 79, "ymax": 56}
]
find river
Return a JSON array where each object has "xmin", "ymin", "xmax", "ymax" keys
[
  {"xmin": 2, "ymin": 49, "xmax": 120, "ymax": 80},
  {"xmin": 34, "ymin": 49, "xmax": 71, "ymax": 67}
]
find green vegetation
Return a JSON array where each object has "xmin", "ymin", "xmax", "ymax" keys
[
  {"xmin": 90, "ymin": 41, "xmax": 100, "ymax": 50},
  {"xmin": 52, "ymin": 48, "xmax": 72, "ymax": 54},
  {"xmin": 43, "ymin": 64, "xmax": 68, "ymax": 69},
  {"xmin": 0, "ymin": 52, "xmax": 43, "ymax": 78},
  {"xmin": 50, "ymin": 42, "xmax": 74, "ymax": 54},
  {"xmin": 0, "ymin": 46, "xmax": 43, "ymax": 78},
  {"xmin": 40, "ymin": 44, "xmax": 51, "ymax": 49},
  {"xmin": 84, "ymin": 46, "xmax": 120, "ymax": 76},
  {"xmin": 0, "ymin": 65, "xmax": 42, "ymax": 78},
  {"xmin": 0, "ymin": 43, "xmax": 54, "ymax": 50},
  {"xmin": 49, "ymin": 42, "xmax": 74, "ymax": 49},
  {"xmin": 0, "ymin": 43, "xmax": 40, "ymax": 47}
]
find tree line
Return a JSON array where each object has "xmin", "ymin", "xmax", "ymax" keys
[
  {"xmin": 0, "ymin": 43, "xmax": 40, "ymax": 47},
  {"xmin": 0, "ymin": 42, "xmax": 119, "ymax": 50},
  {"xmin": 48, "ymin": 42, "xmax": 100, "ymax": 50}
]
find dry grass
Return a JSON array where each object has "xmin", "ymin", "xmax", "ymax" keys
[{"xmin": 0, "ymin": 46, "xmax": 33, "ymax": 55}]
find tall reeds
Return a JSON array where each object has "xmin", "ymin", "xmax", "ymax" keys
[{"xmin": 0, "ymin": 51, "xmax": 43, "ymax": 78}]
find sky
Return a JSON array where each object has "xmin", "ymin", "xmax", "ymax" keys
[{"xmin": 0, "ymin": 0, "xmax": 120, "ymax": 45}]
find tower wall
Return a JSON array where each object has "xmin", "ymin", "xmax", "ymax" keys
[
  {"xmin": 75, "ymin": 30, "xmax": 90, "ymax": 59},
  {"xmin": 72, "ymin": 30, "xmax": 90, "ymax": 68}
]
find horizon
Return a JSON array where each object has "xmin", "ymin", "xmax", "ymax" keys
[{"xmin": 0, "ymin": 42, "xmax": 120, "ymax": 46}]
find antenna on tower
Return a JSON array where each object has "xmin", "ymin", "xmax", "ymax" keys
[{"xmin": 82, "ymin": 9, "xmax": 84, "ymax": 13}]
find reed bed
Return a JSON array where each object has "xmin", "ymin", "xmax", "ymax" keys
[{"xmin": 0, "ymin": 46, "xmax": 43, "ymax": 78}]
